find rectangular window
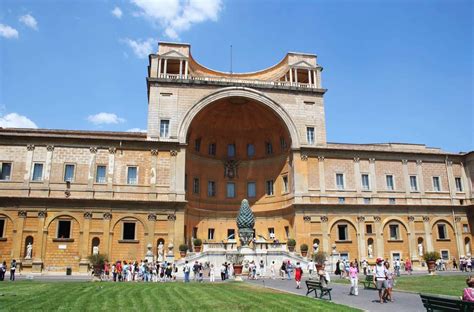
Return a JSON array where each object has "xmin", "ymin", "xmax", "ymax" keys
[
  {"xmin": 208, "ymin": 143, "xmax": 216, "ymax": 156},
  {"xmin": 433, "ymin": 176, "xmax": 441, "ymax": 192},
  {"xmin": 389, "ymin": 198, "xmax": 396, "ymax": 204},
  {"xmin": 227, "ymin": 229, "xmax": 235, "ymax": 240},
  {"xmin": 194, "ymin": 138, "xmax": 201, "ymax": 152},
  {"xmin": 247, "ymin": 182, "xmax": 256, "ymax": 198},
  {"xmin": 0, "ymin": 219, "xmax": 5, "ymax": 238},
  {"xmin": 438, "ymin": 224, "xmax": 447, "ymax": 239},
  {"xmin": 127, "ymin": 166, "xmax": 137, "ymax": 185},
  {"xmin": 268, "ymin": 227, "xmax": 275, "ymax": 239},
  {"xmin": 193, "ymin": 178, "xmax": 200, "ymax": 194},
  {"xmin": 96, "ymin": 165, "xmax": 106, "ymax": 183},
  {"xmin": 306, "ymin": 127, "xmax": 315, "ymax": 144},
  {"xmin": 386, "ymin": 175, "xmax": 394, "ymax": 190},
  {"xmin": 247, "ymin": 144, "xmax": 255, "ymax": 157},
  {"xmin": 361, "ymin": 174, "xmax": 370, "ymax": 190},
  {"xmin": 363, "ymin": 198, "xmax": 371, "ymax": 204},
  {"xmin": 208, "ymin": 228, "xmax": 215, "ymax": 240},
  {"xmin": 336, "ymin": 173, "xmax": 344, "ymax": 190},
  {"xmin": 441, "ymin": 250, "xmax": 449, "ymax": 261},
  {"xmin": 207, "ymin": 181, "xmax": 216, "ymax": 197},
  {"xmin": 455, "ymin": 177, "xmax": 463, "ymax": 192},
  {"xmin": 32, "ymin": 163, "xmax": 43, "ymax": 181},
  {"xmin": 226, "ymin": 182, "xmax": 235, "ymax": 198},
  {"xmin": 280, "ymin": 137, "xmax": 287, "ymax": 151},
  {"xmin": 184, "ymin": 174, "xmax": 187, "ymax": 192},
  {"xmin": 265, "ymin": 142, "xmax": 273, "ymax": 155},
  {"xmin": 0, "ymin": 163, "xmax": 12, "ymax": 181},
  {"xmin": 284, "ymin": 226, "xmax": 289, "ymax": 238},
  {"xmin": 266, "ymin": 180, "xmax": 274, "ymax": 196},
  {"xmin": 389, "ymin": 224, "xmax": 399, "ymax": 240},
  {"xmin": 57, "ymin": 220, "xmax": 71, "ymax": 239},
  {"xmin": 366, "ymin": 224, "xmax": 373, "ymax": 234},
  {"xmin": 64, "ymin": 164, "xmax": 75, "ymax": 182},
  {"xmin": 338, "ymin": 197, "xmax": 345, "ymax": 204},
  {"xmin": 410, "ymin": 176, "xmax": 418, "ymax": 191},
  {"xmin": 192, "ymin": 227, "xmax": 198, "ymax": 239},
  {"xmin": 123, "ymin": 222, "xmax": 136, "ymax": 240},
  {"xmin": 160, "ymin": 120, "xmax": 170, "ymax": 138},
  {"xmin": 282, "ymin": 175, "xmax": 289, "ymax": 193},
  {"xmin": 338, "ymin": 224, "xmax": 348, "ymax": 241},
  {"xmin": 463, "ymin": 224, "xmax": 469, "ymax": 233},
  {"xmin": 227, "ymin": 144, "xmax": 236, "ymax": 157}
]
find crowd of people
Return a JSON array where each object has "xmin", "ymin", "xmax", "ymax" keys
[{"xmin": 0, "ymin": 260, "xmax": 17, "ymax": 281}]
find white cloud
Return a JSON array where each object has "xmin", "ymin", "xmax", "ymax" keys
[
  {"xmin": 87, "ymin": 112, "xmax": 125, "ymax": 125},
  {"xmin": 121, "ymin": 38, "xmax": 154, "ymax": 58},
  {"xmin": 127, "ymin": 128, "xmax": 147, "ymax": 133},
  {"xmin": 131, "ymin": 0, "xmax": 223, "ymax": 39},
  {"xmin": 0, "ymin": 113, "xmax": 37, "ymax": 128},
  {"xmin": 19, "ymin": 14, "xmax": 38, "ymax": 31},
  {"xmin": 111, "ymin": 7, "xmax": 123, "ymax": 19},
  {"xmin": 0, "ymin": 24, "xmax": 19, "ymax": 39}
]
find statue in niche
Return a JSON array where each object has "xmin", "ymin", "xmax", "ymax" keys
[
  {"xmin": 418, "ymin": 243, "xmax": 423, "ymax": 256},
  {"xmin": 368, "ymin": 244, "xmax": 373, "ymax": 258},
  {"xmin": 158, "ymin": 242, "xmax": 164, "ymax": 262},
  {"xmin": 313, "ymin": 242, "xmax": 319, "ymax": 253},
  {"xmin": 93, "ymin": 245, "xmax": 99, "ymax": 256},
  {"xmin": 26, "ymin": 242, "xmax": 33, "ymax": 259},
  {"xmin": 223, "ymin": 160, "xmax": 239, "ymax": 179}
]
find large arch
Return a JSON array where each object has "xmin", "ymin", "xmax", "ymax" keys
[{"xmin": 178, "ymin": 87, "xmax": 301, "ymax": 149}]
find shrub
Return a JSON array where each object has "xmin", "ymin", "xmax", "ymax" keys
[
  {"xmin": 300, "ymin": 244, "xmax": 309, "ymax": 252},
  {"xmin": 193, "ymin": 238, "xmax": 202, "ymax": 246},
  {"xmin": 87, "ymin": 253, "xmax": 107, "ymax": 266},
  {"xmin": 287, "ymin": 238, "xmax": 296, "ymax": 247},
  {"xmin": 423, "ymin": 251, "xmax": 441, "ymax": 262},
  {"xmin": 313, "ymin": 251, "xmax": 327, "ymax": 265},
  {"xmin": 179, "ymin": 244, "xmax": 188, "ymax": 252}
]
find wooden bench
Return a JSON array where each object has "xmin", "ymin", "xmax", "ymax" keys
[
  {"xmin": 361, "ymin": 274, "xmax": 376, "ymax": 289},
  {"xmin": 420, "ymin": 293, "xmax": 474, "ymax": 312},
  {"xmin": 305, "ymin": 280, "xmax": 332, "ymax": 300}
]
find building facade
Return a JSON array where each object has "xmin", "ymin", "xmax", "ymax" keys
[{"xmin": 0, "ymin": 42, "xmax": 472, "ymax": 273}]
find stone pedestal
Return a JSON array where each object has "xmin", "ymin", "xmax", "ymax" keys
[
  {"xmin": 79, "ymin": 259, "xmax": 90, "ymax": 273},
  {"xmin": 32, "ymin": 261, "xmax": 43, "ymax": 273},
  {"xmin": 166, "ymin": 254, "xmax": 175, "ymax": 263},
  {"xmin": 329, "ymin": 252, "xmax": 340, "ymax": 273}
]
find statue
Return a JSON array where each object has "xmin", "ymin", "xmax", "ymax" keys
[
  {"xmin": 368, "ymin": 244, "xmax": 373, "ymax": 258},
  {"xmin": 418, "ymin": 243, "xmax": 423, "ymax": 256},
  {"xmin": 237, "ymin": 199, "xmax": 255, "ymax": 246},
  {"xmin": 26, "ymin": 242, "xmax": 33, "ymax": 259},
  {"xmin": 331, "ymin": 243, "xmax": 337, "ymax": 255},
  {"xmin": 158, "ymin": 242, "xmax": 164, "ymax": 262},
  {"xmin": 313, "ymin": 242, "xmax": 319, "ymax": 253},
  {"xmin": 145, "ymin": 243, "xmax": 154, "ymax": 263},
  {"xmin": 92, "ymin": 245, "xmax": 99, "ymax": 256},
  {"xmin": 167, "ymin": 242, "xmax": 174, "ymax": 256}
]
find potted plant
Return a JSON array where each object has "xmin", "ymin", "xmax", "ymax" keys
[
  {"xmin": 87, "ymin": 253, "xmax": 107, "ymax": 279},
  {"xmin": 179, "ymin": 244, "xmax": 188, "ymax": 258},
  {"xmin": 287, "ymin": 238, "xmax": 296, "ymax": 252},
  {"xmin": 423, "ymin": 251, "xmax": 441, "ymax": 273},
  {"xmin": 228, "ymin": 254, "xmax": 245, "ymax": 280},
  {"xmin": 313, "ymin": 251, "xmax": 327, "ymax": 271},
  {"xmin": 193, "ymin": 238, "xmax": 202, "ymax": 252},
  {"xmin": 300, "ymin": 243, "xmax": 309, "ymax": 257}
]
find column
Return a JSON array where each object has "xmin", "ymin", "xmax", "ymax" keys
[
  {"xmin": 184, "ymin": 60, "xmax": 188, "ymax": 79},
  {"xmin": 357, "ymin": 216, "xmax": 366, "ymax": 260},
  {"xmin": 423, "ymin": 216, "xmax": 434, "ymax": 252},
  {"xmin": 446, "ymin": 160, "xmax": 456, "ymax": 204},
  {"xmin": 79, "ymin": 212, "xmax": 92, "ymax": 273},
  {"xmin": 163, "ymin": 58, "xmax": 168, "ymax": 76},
  {"xmin": 23, "ymin": 145, "xmax": 35, "ymax": 189},
  {"xmin": 147, "ymin": 214, "xmax": 156, "ymax": 253},
  {"xmin": 307, "ymin": 69, "xmax": 312, "ymax": 85},
  {"xmin": 107, "ymin": 148, "xmax": 116, "ymax": 194},
  {"xmin": 173, "ymin": 210, "xmax": 185, "ymax": 258},
  {"xmin": 166, "ymin": 214, "xmax": 175, "ymax": 252},
  {"xmin": 402, "ymin": 159, "xmax": 410, "ymax": 195},
  {"xmin": 353, "ymin": 157, "xmax": 361, "ymax": 198},
  {"xmin": 294, "ymin": 68, "xmax": 298, "ymax": 83},
  {"xmin": 318, "ymin": 156, "xmax": 326, "ymax": 203},
  {"xmin": 179, "ymin": 60, "xmax": 183, "ymax": 77},
  {"xmin": 44, "ymin": 145, "xmax": 54, "ymax": 187},
  {"xmin": 289, "ymin": 68, "xmax": 293, "ymax": 83},
  {"xmin": 320, "ymin": 216, "xmax": 329, "ymax": 253},
  {"xmin": 158, "ymin": 58, "xmax": 162, "ymax": 76},
  {"xmin": 407, "ymin": 216, "xmax": 417, "ymax": 259},
  {"xmin": 461, "ymin": 162, "xmax": 471, "ymax": 200},
  {"xmin": 416, "ymin": 160, "xmax": 425, "ymax": 195},
  {"xmin": 33, "ymin": 211, "xmax": 47, "ymax": 273},
  {"xmin": 313, "ymin": 70, "xmax": 318, "ymax": 88},
  {"xmin": 149, "ymin": 149, "xmax": 158, "ymax": 199},
  {"xmin": 102, "ymin": 213, "xmax": 112, "ymax": 258},
  {"xmin": 175, "ymin": 147, "xmax": 186, "ymax": 201},
  {"xmin": 316, "ymin": 67, "xmax": 322, "ymax": 88},
  {"xmin": 454, "ymin": 216, "xmax": 464, "ymax": 258},
  {"xmin": 374, "ymin": 216, "xmax": 384, "ymax": 258},
  {"xmin": 13, "ymin": 211, "xmax": 27, "ymax": 260},
  {"xmin": 369, "ymin": 158, "xmax": 377, "ymax": 195},
  {"xmin": 293, "ymin": 152, "xmax": 309, "ymax": 202},
  {"xmin": 87, "ymin": 147, "xmax": 97, "ymax": 190}
]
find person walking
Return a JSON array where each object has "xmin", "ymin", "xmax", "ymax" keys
[
  {"xmin": 405, "ymin": 258, "xmax": 412, "ymax": 275},
  {"xmin": 335, "ymin": 260, "xmax": 341, "ymax": 277},
  {"xmin": 280, "ymin": 261, "xmax": 286, "ymax": 279},
  {"xmin": 270, "ymin": 261, "xmax": 276, "ymax": 279},
  {"xmin": 209, "ymin": 264, "xmax": 215, "ymax": 282},
  {"xmin": 453, "ymin": 258, "xmax": 458, "ymax": 270},
  {"xmin": 220, "ymin": 263, "xmax": 226, "ymax": 281},
  {"xmin": 183, "ymin": 260, "xmax": 191, "ymax": 283},
  {"xmin": 0, "ymin": 261, "xmax": 6, "ymax": 281},
  {"xmin": 349, "ymin": 262, "xmax": 359, "ymax": 296},
  {"xmin": 374, "ymin": 258, "xmax": 388, "ymax": 304},
  {"xmin": 10, "ymin": 259, "xmax": 16, "ymax": 281},
  {"xmin": 307, "ymin": 259, "xmax": 315, "ymax": 280},
  {"xmin": 383, "ymin": 261, "xmax": 395, "ymax": 302},
  {"xmin": 294, "ymin": 262, "xmax": 303, "ymax": 289},
  {"xmin": 286, "ymin": 261, "xmax": 292, "ymax": 280}
]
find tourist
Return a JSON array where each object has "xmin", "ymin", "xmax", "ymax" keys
[
  {"xmin": 280, "ymin": 261, "xmax": 286, "ymax": 279},
  {"xmin": 270, "ymin": 261, "xmax": 276, "ymax": 279},
  {"xmin": 307, "ymin": 259, "xmax": 315, "ymax": 280},
  {"xmin": 354, "ymin": 258, "xmax": 359, "ymax": 273},
  {"xmin": 335, "ymin": 260, "xmax": 341, "ymax": 277},
  {"xmin": 10, "ymin": 259, "xmax": 16, "ymax": 281},
  {"xmin": 374, "ymin": 258, "xmax": 388, "ymax": 304},
  {"xmin": 349, "ymin": 262, "xmax": 359, "ymax": 296},
  {"xmin": 318, "ymin": 268, "xmax": 330, "ymax": 288},
  {"xmin": 383, "ymin": 261, "xmax": 394, "ymax": 302},
  {"xmin": 193, "ymin": 261, "xmax": 199, "ymax": 281},
  {"xmin": 453, "ymin": 258, "xmax": 458, "ymax": 270},
  {"xmin": 405, "ymin": 258, "xmax": 412, "ymax": 275},
  {"xmin": 361, "ymin": 259, "xmax": 368, "ymax": 275},
  {"xmin": 252, "ymin": 261, "xmax": 257, "ymax": 280},
  {"xmin": 198, "ymin": 262, "xmax": 204, "ymax": 282},
  {"xmin": 0, "ymin": 261, "xmax": 5, "ymax": 281},
  {"xmin": 462, "ymin": 276, "xmax": 474, "ymax": 302},
  {"xmin": 183, "ymin": 260, "xmax": 190, "ymax": 283},
  {"xmin": 220, "ymin": 263, "xmax": 226, "ymax": 281},
  {"xmin": 286, "ymin": 260, "xmax": 293, "ymax": 280},
  {"xmin": 209, "ymin": 264, "xmax": 215, "ymax": 282},
  {"xmin": 294, "ymin": 262, "xmax": 303, "ymax": 289},
  {"xmin": 468, "ymin": 258, "xmax": 473, "ymax": 272},
  {"xmin": 258, "ymin": 260, "xmax": 265, "ymax": 278},
  {"xmin": 339, "ymin": 260, "xmax": 345, "ymax": 278},
  {"xmin": 166, "ymin": 263, "xmax": 173, "ymax": 282},
  {"xmin": 394, "ymin": 258, "xmax": 401, "ymax": 277},
  {"xmin": 228, "ymin": 262, "xmax": 234, "ymax": 279}
]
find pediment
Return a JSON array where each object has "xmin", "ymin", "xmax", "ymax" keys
[
  {"xmin": 159, "ymin": 50, "xmax": 187, "ymax": 59},
  {"xmin": 290, "ymin": 60, "xmax": 314, "ymax": 68}
]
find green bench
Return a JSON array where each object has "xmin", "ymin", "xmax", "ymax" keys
[
  {"xmin": 420, "ymin": 293, "xmax": 474, "ymax": 312},
  {"xmin": 361, "ymin": 274, "xmax": 376, "ymax": 289},
  {"xmin": 305, "ymin": 280, "xmax": 332, "ymax": 300}
]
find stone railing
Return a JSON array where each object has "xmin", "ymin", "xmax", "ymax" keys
[{"xmin": 202, "ymin": 241, "xmax": 238, "ymax": 252}]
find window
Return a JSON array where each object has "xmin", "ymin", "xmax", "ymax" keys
[
  {"xmin": 247, "ymin": 144, "xmax": 255, "ymax": 157},
  {"xmin": 441, "ymin": 250, "xmax": 449, "ymax": 260},
  {"xmin": 282, "ymin": 175, "xmax": 289, "ymax": 193},
  {"xmin": 160, "ymin": 120, "xmax": 170, "ymax": 138},
  {"xmin": 386, "ymin": 175, "xmax": 394, "ymax": 191},
  {"xmin": 57, "ymin": 220, "xmax": 71, "ymax": 239},
  {"xmin": 338, "ymin": 197, "xmax": 345, "ymax": 204},
  {"xmin": 193, "ymin": 178, "xmax": 200, "ymax": 194},
  {"xmin": 437, "ymin": 223, "xmax": 447, "ymax": 240},
  {"xmin": 32, "ymin": 163, "xmax": 44, "ymax": 181},
  {"xmin": 194, "ymin": 138, "xmax": 201, "ymax": 152},
  {"xmin": 366, "ymin": 224, "xmax": 373, "ymax": 234},
  {"xmin": 208, "ymin": 228, "xmax": 215, "ymax": 240},
  {"xmin": 227, "ymin": 144, "xmax": 235, "ymax": 157},
  {"xmin": 208, "ymin": 143, "xmax": 216, "ymax": 156},
  {"xmin": 433, "ymin": 177, "xmax": 441, "ymax": 192},
  {"xmin": 227, "ymin": 229, "xmax": 235, "ymax": 240},
  {"xmin": 389, "ymin": 198, "xmax": 396, "ymax": 204},
  {"xmin": 226, "ymin": 182, "xmax": 235, "ymax": 198},
  {"xmin": 265, "ymin": 180, "xmax": 274, "ymax": 196},
  {"xmin": 363, "ymin": 198, "xmax": 371, "ymax": 204},
  {"xmin": 361, "ymin": 174, "xmax": 370, "ymax": 190},
  {"xmin": 64, "ymin": 164, "xmax": 75, "ymax": 182},
  {"xmin": 207, "ymin": 181, "xmax": 216, "ymax": 197},
  {"xmin": 247, "ymin": 182, "xmax": 256, "ymax": 198},
  {"xmin": 0, "ymin": 163, "xmax": 12, "ymax": 181},
  {"xmin": 338, "ymin": 224, "xmax": 348, "ymax": 241},
  {"xmin": 455, "ymin": 177, "xmax": 463, "ymax": 192},
  {"xmin": 268, "ymin": 227, "xmax": 275, "ymax": 239},
  {"xmin": 127, "ymin": 166, "xmax": 137, "ymax": 185},
  {"xmin": 265, "ymin": 141, "xmax": 273, "ymax": 155},
  {"xmin": 192, "ymin": 227, "xmax": 198, "ymax": 239},
  {"xmin": 306, "ymin": 127, "xmax": 315, "ymax": 144},
  {"xmin": 410, "ymin": 176, "xmax": 418, "ymax": 191},
  {"xmin": 389, "ymin": 224, "xmax": 400, "ymax": 240},
  {"xmin": 122, "ymin": 222, "xmax": 136, "ymax": 240},
  {"xmin": 336, "ymin": 173, "xmax": 344, "ymax": 190},
  {"xmin": 463, "ymin": 224, "xmax": 469, "ymax": 233},
  {"xmin": 96, "ymin": 165, "xmax": 106, "ymax": 183},
  {"xmin": 280, "ymin": 137, "xmax": 287, "ymax": 151},
  {"xmin": 184, "ymin": 174, "xmax": 187, "ymax": 192},
  {"xmin": 284, "ymin": 226, "xmax": 289, "ymax": 238},
  {"xmin": 0, "ymin": 219, "xmax": 5, "ymax": 238}
]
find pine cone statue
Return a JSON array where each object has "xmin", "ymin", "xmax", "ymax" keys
[{"xmin": 237, "ymin": 199, "xmax": 255, "ymax": 229}]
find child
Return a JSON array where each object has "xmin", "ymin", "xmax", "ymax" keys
[
  {"xmin": 295, "ymin": 262, "xmax": 303, "ymax": 289},
  {"xmin": 462, "ymin": 276, "xmax": 474, "ymax": 302}
]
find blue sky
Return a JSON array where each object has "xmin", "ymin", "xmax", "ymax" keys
[{"xmin": 0, "ymin": 0, "xmax": 472, "ymax": 152}]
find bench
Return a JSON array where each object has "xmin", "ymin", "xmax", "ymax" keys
[
  {"xmin": 305, "ymin": 280, "xmax": 332, "ymax": 300},
  {"xmin": 420, "ymin": 293, "xmax": 474, "ymax": 312},
  {"xmin": 361, "ymin": 274, "xmax": 376, "ymax": 289}
]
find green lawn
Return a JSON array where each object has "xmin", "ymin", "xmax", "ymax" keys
[
  {"xmin": 0, "ymin": 281, "xmax": 359, "ymax": 311},
  {"xmin": 332, "ymin": 274, "xmax": 468, "ymax": 297}
]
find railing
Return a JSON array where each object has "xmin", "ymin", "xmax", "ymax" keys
[{"xmin": 156, "ymin": 74, "xmax": 320, "ymax": 90}]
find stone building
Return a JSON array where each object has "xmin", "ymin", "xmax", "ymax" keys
[{"xmin": 0, "ymin": 41, "xmax": 472, "ymax": 273}]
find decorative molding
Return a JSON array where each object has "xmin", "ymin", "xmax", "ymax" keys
[
  {"xmin": 103, "ymin": 212, "xmax": 112, "ymax": 220},
  {"xmin": 303, "ymin": 216, "xmax": 311, "ymax": 222},
  {"xmin": 108, "ymin": 147, "xmax": 117, "ymax": 154},
  {"xmin": 18, "ymin": 210, "xmax": 27, "ymax": 218},
  {"xmin": 369, "ymin": 158, "xmax": 376, "ymax": 164},
  {"xmin": 83, "ymin": 212, "xmax": 93, "ymax": 219},
  {"xmin": 374, "ymin": 216, "xmax": 381, "ymax": 222},
  {"xmin": 401, "ymin": 159, "xmax": 408, "ymax": 165},
  {"xmin": 408, "ymin": 216, "xmax": 415, "ymax": 222},
  {"xmin": 46, "ymin": 145, "xmax": 55, "ymax": 152},
  {"xmin": 357, "ymin": 216, "xmax": 365, "ymax": 222},
  {"xmin": 446, "ymin": 160, "xmax": 453, "ymax": 167},
  {"xmin": 167, "ymin": 214, "xmax": 177, "ymax": 221},
  {"xmin": 170, "ymin": 150, "xmax": 178, "ymax": 157},
  {"xmin": 148, "ymin": 213, "xmax": 157, "ymax": 221},
  {"xmin": 37, "ymin": 211, "xmax": 47, "ymax": 218},
  {"xmin": 223, "ymin": 159, "xmax": 240, "ymax": 179},
  {"xmin": 423, "ymin": 216, "xmax": 430, "ymax": 222},
  {"xmin": 320, "ymin": 216, "xmax": 328, "ymax": 222},
  {"xmin": 300, "ymin": 153, "xmax": 308, "ymax": 161},
  {"xmin": 454, "ymin": 216, "xmax": 461, "ymax": 223},
  {"xmin": 151, "ymin": 149, "xmax": 159, "ymax": 156},
  {"xmin": 89, "ymin": 147, "xmax": 98, "ymax": 154},
  {"xmin": 317, "ymin": 156, "xmax": 325, "ymax": 161},
  {"xmin": 353, "ymin": 157, "xmax": 360, "ymax": 163},
  {"xmin": 416, "ymin": 160, "xmax": 422, "ymax": 166},
  {"xmin": 27, "ymin": 144, "xmax": 35, "ymax": 151}
]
